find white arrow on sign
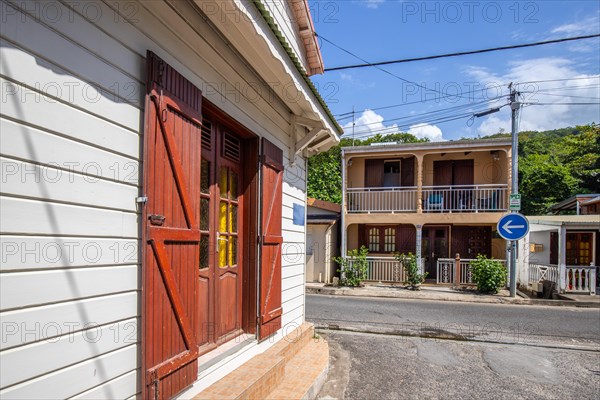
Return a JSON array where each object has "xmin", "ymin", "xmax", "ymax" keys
[{"xmin": 502, "ymin": 220, "xmax": 525, "ymax": 234}]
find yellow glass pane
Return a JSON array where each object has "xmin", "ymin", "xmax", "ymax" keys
[
  {"xmin": 218, "ymin": 239, "xmax": 226, "ymax": 268},
  {"xmin": 220, "ymin": 167, "xmax": 228, "ymax": 198},
  {"xmin": 219, "ymin": 201, "xmax": 227, "ymax": 232}
]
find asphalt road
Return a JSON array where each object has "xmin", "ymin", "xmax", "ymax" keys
[
  {"xmin": 306, "ymin": 294, "xmax": 600, "ymax": 347},
  {"xmin": 308, "ymin": 295, "xmax": 600, "ymax": 400},
  {"xmin": 316, "ymin": 330, "xmax": 600, "ymax": 400}
]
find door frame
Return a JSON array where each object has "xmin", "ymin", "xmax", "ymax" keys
[{"xmin": 421, "ymin": 225, "xmax": 450, "ymax": 279}]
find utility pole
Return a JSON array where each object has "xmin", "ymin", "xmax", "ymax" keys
[{"xmin": 509, "ymin": 83, "xmax": 520, "ymax": 298}]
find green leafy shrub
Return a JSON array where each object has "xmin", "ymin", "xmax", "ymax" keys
[
  {"xmin": 470, "ymin": 255, "xmax": 507, "ymax": 294},
  {"xmin": 333, "ymin": 246, "xmax": 369, "ymax": 287},
  {"xmin": 396, "ymin": 252, "xmax": 427, "ymax": 290}
]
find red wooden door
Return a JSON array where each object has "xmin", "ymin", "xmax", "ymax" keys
[
  {"xmin": 142, "ymin": 52, "xmax": 202, "ymax": 399},
  {"xmin": 259, "ymin": 138, "xmax": 284, "ymax": 340},
  {"xmin": 197, "ymin": 120, "xmax": 244, "ymax": 350}
]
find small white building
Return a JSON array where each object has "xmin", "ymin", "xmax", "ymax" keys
[
  {"xmin": 306, "ymin": 198, "xmax": 340, "ymax": 284},
  {"xmin": 0, "ymin": 1, "xmax": 341, "ymax": 398},
  {"xmin": 518, "ymin": 215, "xmax": 600, "ymax": 295}
]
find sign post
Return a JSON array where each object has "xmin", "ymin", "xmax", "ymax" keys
[
  {"xmin": 509, "ymin": 194, "xmax": 521, "ymax": 211},
  {"xmin": 497, "ymin": 213, "xmax": 529, "ymax": 296}
]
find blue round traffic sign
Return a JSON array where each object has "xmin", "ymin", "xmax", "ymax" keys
[{"xmin": 497, "ymin": 213, "xmax": 529, "ymax": 241}]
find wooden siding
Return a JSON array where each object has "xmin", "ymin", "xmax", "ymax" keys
[
  {"xmin": 0, "ymin": 1, "xmax": 306, "ymax": 398},
  {"xmin": 1, "ymin": 0, "xmax": 310, "ymax": 397}
]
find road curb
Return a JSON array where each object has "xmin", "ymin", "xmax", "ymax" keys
[
  {"xmin": 306, "ymin": 286, "xmax": 600, "ymax": 308},
  {"xmin": 314, "ymin": 325, "xmax": 600, "ymax": 353}
]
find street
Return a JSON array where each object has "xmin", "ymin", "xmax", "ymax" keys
[{"xmin": 307, "ymin": 295, "xmax": 600, "ymax": 399}]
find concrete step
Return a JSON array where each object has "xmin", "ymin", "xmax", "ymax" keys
[{"xmin": 192, "ymin": 323, "xmax": 326, "ymax": 400}]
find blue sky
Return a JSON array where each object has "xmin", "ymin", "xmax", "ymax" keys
[{"xmin": 309, "ymin": 0, "xmax": 600, "ymax": 141}]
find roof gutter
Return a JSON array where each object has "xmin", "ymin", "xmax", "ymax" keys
[{"xmin": 252, "ymin": 0, "xmax": 343, "ymax": 136}]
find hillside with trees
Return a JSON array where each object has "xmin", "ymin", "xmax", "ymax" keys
[{"xmin": 307, "ymin": 124, "xmax": 599, "ymax": 215}]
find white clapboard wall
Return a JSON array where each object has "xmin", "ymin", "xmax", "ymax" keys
[{"xmin": 0, "ymin": 0, "xmax": 308, "ymax": 398}]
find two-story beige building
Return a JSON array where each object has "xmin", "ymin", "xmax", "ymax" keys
[{"xmin": 341, "ymin": 138, "xmax": 512, "ymax": 284}]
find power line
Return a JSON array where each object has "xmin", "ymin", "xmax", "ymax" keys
[
  {"xmin": 333, "ymin": 79, "xmax": 600, "ymax": 119},
  {"xmin": 522, "ymin": 102, "xmax": 600, "ymax": 105},
  {"xmin": 325, "ymin": 34, "xmax": 600, "ymax": 72},
  {"xmin": 349, "ymin": 97, "xmax": 507, "ymax": 129},
  {"xmin": 515, "ymin": 76, "xmax": 600, "ymax": 85},
  {"xmin": 318, "ymin": 34, "xmax": 457, "ymax": 97}
]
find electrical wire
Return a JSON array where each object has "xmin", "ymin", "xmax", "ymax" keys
[
  {"xmin": 317, "ymin": 33, "xmax": 478, "ymax": 99},
  {"xmin": 334, "ymin": 80, "xmax": 600, "ymax": 119},
  {"xmin": 324, "ymin": 34, "xmax": 600, "ymax": 72}
]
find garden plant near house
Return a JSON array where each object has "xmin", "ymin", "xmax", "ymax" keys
[
  {"xmin": 396, "ymin": 252, "xmax": 427, "ymax": 290},
  {"xmin": 333, "ymin": 246, "xmax": 369, "ymax": 287},
  {"xmin": 470, "ymin": 255, "xmax": 507, "ymax": 294}
]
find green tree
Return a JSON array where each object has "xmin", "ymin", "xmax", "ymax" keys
[{"xmin": 519, "ymin": 153, "xmax": 578, "ymax": 214}]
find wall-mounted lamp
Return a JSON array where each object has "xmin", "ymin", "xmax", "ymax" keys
[
  {"xmin": 347, "ymin": 159, "xmax": 353, "ymax": 166},
  {"xmin": 491, "ymin": 151, "xmax": 500, "ymax": 161}
]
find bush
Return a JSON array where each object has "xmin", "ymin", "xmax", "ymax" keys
[
  {"xmin": 333, "ymin": 246, "xmax": 369, "ymax": 287},
  {"xmin": 470, "ymin": 255, "xmax": 507, "ymax": 294},
  {"xmin": 396, "ymin": 252, "xmax": 427, "ymax": 290}
]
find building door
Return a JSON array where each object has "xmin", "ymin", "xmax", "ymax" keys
[
  {"xmin": 451, "ymin": 226, "xmax": 492, "ymax": 259},
  {"xmin": 422, "ymin": 227, "xmax": 449, "ymax": 279},
  {"xmin": 198, "ymin": 119, "xmax": 244, "ymax": 351},
  {"xmin": 142, "ymin": 52, "xmax": 202, "ymax": 399},
  {"xmin": 566, "ymin": 232, "xmax": 593, "ymax": 265}
]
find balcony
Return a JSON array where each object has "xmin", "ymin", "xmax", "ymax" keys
[
  {"xmin": 347, "ymin": 186, "xmax": 418, "ymax": 213},
  {"xmin": 346, "ymin": 184, "xmax": 508, "ymax": 213},
  {"xmin": 422, "ymin": 184, "xmax": 508, "ymax": 212}
]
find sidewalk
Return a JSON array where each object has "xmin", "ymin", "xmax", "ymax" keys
[{"xmin": 306, "ymin": 282, "xmax": 600, "ymax": 308}]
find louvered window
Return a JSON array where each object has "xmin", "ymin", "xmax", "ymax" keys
[
  {"xmin": 222, "ymin": 132, "xmax": 241, "ymax": 162},
  {"xmin": 202, "ymin": 119, "xmax": 212, "ymax": 151}
]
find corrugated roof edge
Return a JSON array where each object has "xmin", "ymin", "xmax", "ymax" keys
[
  {"xmin": 252, "ymin": 0, "xmax": 343, "ymax": 135},
  {"xmin": 342, "ymin": 137, "xmax": 513, "ymax": 152}
]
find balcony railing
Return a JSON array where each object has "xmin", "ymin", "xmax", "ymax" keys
[
  {"xmin": 566, "ymin": 266, "xmax": 596, "ymax": 294},
  {"xmin": 528, "ymin": 263, "xmax": 559, "ymax": 287},
  {"xmin": 437, "ymin": 258, "xmax": 507, "ymax": 285},
  {"xmin": 527, "ymin": 263, "xmax": 596, "ymax": 295},
  {"xmin": 346, "ymin": 184, "xmax": 508, "ymax": 213},
  {"xmin": 348, "ymin": 256, "xmax": 425, "ymax": 283},
  {"xmin": 422, "ymin": 184, "xmax": 508, "ymax": 212},
  {"xmin": 347, "ymin": 187, "xmax": 417, "ymax": 213}
]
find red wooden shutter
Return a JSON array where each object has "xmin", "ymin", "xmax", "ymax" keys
[
  {"xmin": 259, "ymin": 138, "xmax": 284, "ymax": 340},
  {"xmin": 365, "ymin": 159, "xmax": 384, "ymax": 187},
  {"xmin": 401, "ymin": 157, "xmax": 415, "ymax": 187},
  {"xmin": 142, "ymin": 51, "xmax": 202, "ymax": 399}
]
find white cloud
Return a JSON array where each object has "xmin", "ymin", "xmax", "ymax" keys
[
  {"xmin": 363, "ymin": 0, "xmax": 384, "ymax": 9},
  {"xmin": 551, "ymin": 16, "xmax": 600, "ymax": 36},
  {"xmin": 340, "ymin": 73, "xmax": 353, "ymax": 81},
  {"xmin": 342, "ymin": 109, "xmax": 399, "ymax": 138},
  {"xmin": 465, "ymin": 58, "xmax": 600, "ymax": 136},
  {"xmin": 408, "ymin": 124, "xmax": 444, "ymax": 141},
  {"xmin": 342, "ymin": 110, "xmax": 446, "ymax": 141}
]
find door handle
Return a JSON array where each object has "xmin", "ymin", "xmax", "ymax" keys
[{"xmin": 216, "ymin": 232, "xmax": 228, "ymax": 252}]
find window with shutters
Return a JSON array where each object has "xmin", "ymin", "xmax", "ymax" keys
[{"xmin": 361, "ymin": 225, "xmax": 416, "ymax": 254}]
